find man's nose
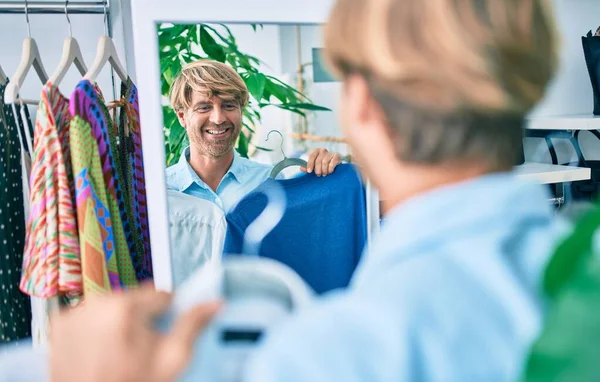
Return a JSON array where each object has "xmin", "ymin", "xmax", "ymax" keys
[{"xmin": 209, "ymin": 107, "xmax": 226, "ymax": 125}]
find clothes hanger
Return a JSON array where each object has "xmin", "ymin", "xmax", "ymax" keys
[
  {"xmin": 267, "ymin": 130, "xmax": 308, "ymax": 179},
  {"xmin": 243, "ymin": 183, "xmax": 287, "ymax": 255},
  {"xmin": 83, "ymin": 0, "xmax": 127, "ymax": 83},
  {"xmin": 49, "ymin": 0, "xmax": 88, "ymax": 86},
  {"xmin": 4, "ymin": 0, "xmax": 49, "ymax": 105}
]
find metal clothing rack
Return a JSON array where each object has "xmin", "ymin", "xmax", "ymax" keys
[
  {"xmin": 0, "ymin": 1, "xmax": 108, "ymax": 15},
  {"xmin": 0, "ymin": 0, "xmax": 119, "ymax": 99}
]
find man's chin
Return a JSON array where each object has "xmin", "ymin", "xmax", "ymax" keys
[{"xmin": 204, "ymin": 144, "xmax": 235, "ymax": 159}]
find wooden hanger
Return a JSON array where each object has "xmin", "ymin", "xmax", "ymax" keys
[
  {"xmin": 84, "ymin": 36, "xmax": 127, "ymax": 83},
  {"xmin": 4, "ymin": 0, "xmax": 48, "ymax": 105},
  {"xmin": 83, "ymin": 1, "xmax": 127, "ymax": 82},
  {"xmin": 49, "ymin": 1, "xmax": 88, "ymax": 86}
]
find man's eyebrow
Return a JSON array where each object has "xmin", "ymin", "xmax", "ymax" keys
[{"xmin": 192, "ymin": 101, "xmax": 212, "ymax": 107}]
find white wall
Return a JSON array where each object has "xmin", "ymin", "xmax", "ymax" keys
[
  {"xmin": 279, "ymin": 24, "xmax": 346, "ymax": 156},
  {"xmin": 0, "ymin": 0, "xmax": 130, "ymax": 106},
  {"xmin": 525, "ymin": 0, "xmax": 600, "ymax": 163}
]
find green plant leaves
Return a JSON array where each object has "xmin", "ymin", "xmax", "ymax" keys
[
  {"xmin": 237, "ymin": 131, "xmax": 249, "ymax": 158},
  {"xmin": 199, "ymin": 26, "xmax": 226, "ymax": 62},
  {"xmin": 285, "ymin": 102, "xmax": 332, "ymax": 111},
  {"xmin": 524, "ymin": 252, "xmax": 600, "ymax": 382},
  {"xmin": 522, "ymin": 206, "xmax": 600, "ymax": 381},
  {"xmin": 245, "ymin": 73, "xmax": 267, "ymax": 101},
  {"xmin": 544, "ymin": 206, "xmax": 600, "ymax": 299}
]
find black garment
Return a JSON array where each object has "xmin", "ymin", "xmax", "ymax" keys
[{"xmin": 0, "ymin": 80, "xmax": 32, "ymax": 343}]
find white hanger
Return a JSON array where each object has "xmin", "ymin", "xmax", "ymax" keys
[
  {"xmin": 49, "ymin": 1, "xmax": 88, "ymax": 86},
  {"xmin": 83, "ymin": 1, "xmax": 127, "ymax": 83},
  {"xmin": 4, "ymin": 0, "xmax": 48, "ymax": 105}
]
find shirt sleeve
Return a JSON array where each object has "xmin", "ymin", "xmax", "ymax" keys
[{"xmin": 242, "ymin": 294, "xmax": 414, "ymax": 382}]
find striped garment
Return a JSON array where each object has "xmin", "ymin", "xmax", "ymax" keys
[
  {"xmin": 20, "ymin": 83, "xmax": 82, "ymax": 298},
  {"xmin": 96, "ymin": 80, "xmax": 152, "ymax": 281},
  {"xmin": 123, "ymin": 80, "xmax": 152, "ymax": 279},
  {"xmin": 71, "ymin": 80, "xmax": 138, "ymax": 290},
  {"xmin": 69, "ymin": 115, "xmax": 113, "ymax": 293}
]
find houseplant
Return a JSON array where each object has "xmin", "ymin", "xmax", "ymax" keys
[
  {"xmin": 158, "ymin": 23, "xmax": 331, "ymax": 165},
  {"xmin": 524, "ymin": 205, "xmax": 600, "ymax": 381}
]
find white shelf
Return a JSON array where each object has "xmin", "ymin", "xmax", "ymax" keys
[
  {"xmin": 526, "ymin": 114, "xmax": 600, "ymax": 131},
  {"xmin": 514, "ymin": 162, "xmax": 591, "ymax": 184}
]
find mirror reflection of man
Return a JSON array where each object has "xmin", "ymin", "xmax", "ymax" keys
[
  {"xmin": 47, "ymin": 0, "xmax": 568, "ymax": 381},
  {"xmin": 165, "ymin": 60, "xmax": 342, "ymax": 212}
]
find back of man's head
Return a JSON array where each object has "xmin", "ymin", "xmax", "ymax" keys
[{"xmin": 324, "ymin": 0, "xmax": 558, "ymax": 171}]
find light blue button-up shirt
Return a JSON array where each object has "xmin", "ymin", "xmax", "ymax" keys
[
  {"xmin": 165, "ymin": 147, "xmax": 272, "ymax": 212},
  {"xmin": 243, "ymin": 173, "xmax": 571, "ymax": 381}
]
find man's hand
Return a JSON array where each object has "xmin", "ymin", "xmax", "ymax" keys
[
  {"xmin": 302, "ymin": 148, "xmax": 342, "ymax": 176},
  {"xmin": 50, "ymin": 285, "xmax": 221, "ymax": 382}
]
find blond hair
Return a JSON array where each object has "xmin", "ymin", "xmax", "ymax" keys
[
  {"xmin": 169, "ymin": 60, "xmax": 249, "ymax": 111},
  {"xmin": 324, "ymin": 0, "xmax": 559, "ymax": 169}
]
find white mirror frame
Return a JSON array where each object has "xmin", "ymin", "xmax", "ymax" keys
[{"xmin": 131, "ymin": 0, "xmax": 335, "ymax": 291}]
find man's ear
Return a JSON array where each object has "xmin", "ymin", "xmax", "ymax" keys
[
  {"xmin": 346, "ymin": 74, "xmax": 387, "ymax": 133},
  {"xmin": 176, "ymin": 110, "xmax": 186, "ymax": 128},
  {"xmin": 344, "ymin": 74, "xmax": 370, "ymax": 126}
]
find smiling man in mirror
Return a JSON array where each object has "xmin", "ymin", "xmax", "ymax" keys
[
  {"xmin": 45, "ymin": 0, "xmax": 571, "ymax": 380},
  {"xmin": 166, "ymin": 60, "xmax": 342, "ymax": 213}
]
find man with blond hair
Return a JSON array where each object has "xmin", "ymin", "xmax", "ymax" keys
[
  {"xmin": 46, "ymin": 0, "xmax": 569, "ymax": 380},
  {"xmin": 166, "ymin": 60, "xmax": 341, "ymax": 212}
]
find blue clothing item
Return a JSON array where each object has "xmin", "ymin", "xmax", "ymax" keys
[
  {"xmin": 224, "ymin": 164, "xmax": 367, "ymax": 294},
  {"xmin": 165, "ymin": 147, "xmax": 272, "ymax": 212},
  {"xmin": 243, "ymin": 173, "xmax": 572, "ymax": 381}
]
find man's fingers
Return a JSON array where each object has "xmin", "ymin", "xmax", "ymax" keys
[
  {"xmin": 307, "ymin": 150, "xmax": 320, "ymax": 173},
  {"xmin": 156, "ymin": 302, "xmax": 222, "ymax": 380},
  {"xmin": 170, "ymin": 302, "xmax": 222, "ymax": 349},
  {"xmin": 130, "ymin": 286, "xmax": 173, "ymax": 318},
  {"xmin": 328, "ymin": 154, "xmax": 341, "ymax": 173},
  {"xmin": 314, "ymin": 152, "xmax": 324, "ymax": 176}
]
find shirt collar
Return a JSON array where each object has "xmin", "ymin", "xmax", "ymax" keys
[
  {"xmin": 357, "ymin": 173, "xmax": 556, "ymax": 278},
  {"xmin": 172, "ymin": 147, "xmax": 251, "ymax": 192}
]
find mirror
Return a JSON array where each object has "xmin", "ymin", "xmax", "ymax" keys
[{"xmin": 153, "ymin": 22, "xmax": 374, "ymax": 291}]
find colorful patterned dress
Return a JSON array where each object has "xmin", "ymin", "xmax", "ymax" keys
[
  {"xmin": 0, "ymin": 80, "xmax": 31, "ymax": 342},
  {"xmin": 116, "ymin": 79, "xmax": 152, "ymax": 280},
  {"xmin": 126, "ymin": 81, "xmax": 152, "ymax": 279},
  {"xmin": 20, "ymin": 83, "xmax": 82, "ymax": 298},
  {"xmin": 70, "ymin": 80, "xmax": 137, "ymax": 292}
]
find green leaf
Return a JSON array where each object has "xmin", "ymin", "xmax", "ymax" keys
[
  {"xmin": 161, "ymin": 80, "xmax": 171, "ymax": 95},
  {"xmin": 237, "ymin": 132, "xmax": 249, "ymax": 158},
  {"xmin": 544, "ymin": 207, "xmax": 600, "ymax": 299},
  {"xmin": 524, "ymin": 254, "xmax": 600, "ymax": 382},
  {"xmin": 252, "ymin": 145, "xmax": 274, "ymax": 152},
  {"xmin": 260, "ymin": 103, "xmax": 307, "ymax": 117},
  {"xmin": 283, "ymin": 102, "xmax": 332, "ymax": 112},
  {"xmin": 204, "ymin": 24, "xmax": 233, "ymax": 45},
  {"xmin": 266, "ymin": 75, "xmax": 309, "ymax": 101},
  {"xmin": 245, "ymin": 73, "xmax": 267, "ymax": 101},
  {"xmin": 200, "ymin": 26, "xmax": 226, "ymax": 62},
  {"xmin": 265, "ymin": 80, "xmax": 289, "ymax": 103},
  {"xmin": 188, "ymin": 52, "xmax": 204, "ymax": 61},
  {"xmin": 169, "ymin": 60, "xmax": 182, "ymax": 79},
  {"xmin": 160, "ymin": 56, "xmax": 175, "ymax": 76}
]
